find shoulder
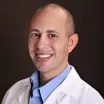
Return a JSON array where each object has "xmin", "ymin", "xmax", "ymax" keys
[
  {"xmin": 7, "ymin": 78, "xmax": 30, "ymax": 92},
  {"xmin": 77, "ymin": 79, "xmax": 104, "ymax": 103},
  {"xmin": 65, "ymin": 66, "xmax": 104, "ymax": 103},
  {"xmin": 2, "ymin": 78, "xmax": 31, "ymax": 104}
]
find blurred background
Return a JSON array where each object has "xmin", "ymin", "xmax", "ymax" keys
[{"xmin": 0, "ymin": 0, "xmax": 104, "ymax": 102}]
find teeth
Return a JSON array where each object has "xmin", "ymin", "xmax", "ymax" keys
[{"xmin": 37, "ymin": 55, "xmax": 51, "ymax": 58}]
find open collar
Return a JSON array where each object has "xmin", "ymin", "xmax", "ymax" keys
[
  {"xmin": 39, "ymin": 64, "xmax": 71, "ymax": 102},
  {"xmin": 30, "ymin": 64, "xmax": 71, "ymax": 103}
]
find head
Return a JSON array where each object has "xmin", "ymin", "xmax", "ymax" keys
[{"xmin": 28, "ymin": 3, "xmax": 78, "ymax": 75}]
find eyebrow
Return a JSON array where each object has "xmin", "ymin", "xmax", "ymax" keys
[
  {"xmin": 30, "ymin": 29, "xmax": 60, "ymax": 35},
  {"xmin": 30, "ymin": 29, "xmax": 39, "ymax": 33},
  {"xmin": 46, "ymin": 30, "xmax": 59, "ymax": 35}
]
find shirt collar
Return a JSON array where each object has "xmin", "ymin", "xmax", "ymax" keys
[
  {"xmin": 30, "ymin": 64, "xmax": 71, "ymax": 102},
  {"xmin": 39, "ymin": 64, "xmax": 71, "ymax": 102},
  {"xmin": 30, "ymin": 70, "xmax": 39, "ymax": 90}
]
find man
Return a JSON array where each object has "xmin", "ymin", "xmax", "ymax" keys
[{"xmin": 2, "ymin": 3, "xmax": 104, "ymax": 104}]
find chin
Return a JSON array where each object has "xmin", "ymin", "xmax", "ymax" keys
[
  {"xmin": 37, "ymin": 68, "xmax": 50, "ymax": 73},
  {"xmin": 34, "ymin": 64, "xmax": 48, "ymax": 72}
]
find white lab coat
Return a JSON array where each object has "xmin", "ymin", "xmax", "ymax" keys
[{"xmin": 2, "ymin": 66, "xmax": 104, "ymax": 104}]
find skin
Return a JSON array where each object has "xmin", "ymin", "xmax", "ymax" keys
[{"xmin": 28, "ymin": 5, "xmax": 78, "ymax": 86}]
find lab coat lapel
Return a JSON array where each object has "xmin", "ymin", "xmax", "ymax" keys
[
  {"xmin": 17, "ymin": 85, "xmax": 30, "ymax": 104},
  {"xmin": 17, "ymin": 79, "xmax": 31, "ymax": 104},
  {"xmin": 44, "ymin": 66, "xmax": 81, "ymax": 104}
]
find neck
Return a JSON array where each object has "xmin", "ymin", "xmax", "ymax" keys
[
  {"xmin": 39, "ymin": 72, "xmax": 53, "ymax": 86},
  {"xmin": 39, "ymin": 63, "xmax": 68, "ymax": 86}
]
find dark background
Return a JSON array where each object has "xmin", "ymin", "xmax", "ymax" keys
[{"xmin": 0, "ymin": 0, "xmax": 104, "ymax": 102}]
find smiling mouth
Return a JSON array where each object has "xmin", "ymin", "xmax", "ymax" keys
[{"xmin": 35, "ymin": 54, "xmax": 53, "ymax": 62}]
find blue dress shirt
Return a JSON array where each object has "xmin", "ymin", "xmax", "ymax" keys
[{"xmin": 29, "ymin": 64, "xmax": 71, "ymax": 104}]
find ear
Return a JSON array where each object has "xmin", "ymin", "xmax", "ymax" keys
[{"xmin": 68, "ymin": 34, "xmax": 78, "ymax": 53}]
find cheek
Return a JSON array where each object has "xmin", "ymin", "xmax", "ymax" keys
[
  {"xmin": 53, "ymin": 41, "xmax": 69, "ymax": 55},
  {"xmin": 28, "ymin": 39, "xmax": 35, "ymax": 51}
]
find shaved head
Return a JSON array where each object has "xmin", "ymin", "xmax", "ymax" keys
[{"xmin": 31, "ymin": 3, "xmax": 75, "ymax": 37}]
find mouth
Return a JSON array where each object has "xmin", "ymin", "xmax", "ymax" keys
[{"xmin": 35, "ymin": 54, "xmax": 53, "ymax": 62}]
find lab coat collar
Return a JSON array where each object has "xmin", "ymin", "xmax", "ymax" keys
[
  {"xmin": 44, "ymin": 66, "xmax": 83, "ymax": 104},
  {"xmin": 17, "ymin": 78, "xmax": 31, "ymax": 104},
  {"xmin": 60, "ymin": 66, "xmax": 82, "ymax": 97}
]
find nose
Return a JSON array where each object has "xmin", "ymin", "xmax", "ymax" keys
[{"xmin": 36, "ymin": 36, "xmax": 49, "ymax": 50}]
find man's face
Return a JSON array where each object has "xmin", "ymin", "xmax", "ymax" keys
[{"xmin": 28, "ymin": 8, "xmax": 70, "ymax": 74}]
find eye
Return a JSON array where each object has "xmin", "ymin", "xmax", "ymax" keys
[
  {"xmin": 49, "ymin": 34, "xmax": 57, "ymax": 38},
  {"xmin": 31, "ymin": 33, "xmax": 40, "ymax": 38}
]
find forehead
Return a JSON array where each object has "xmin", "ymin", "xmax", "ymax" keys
[{"xmin": 30, "ymin": 7, "xmax": 67, "ymax": 34}]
